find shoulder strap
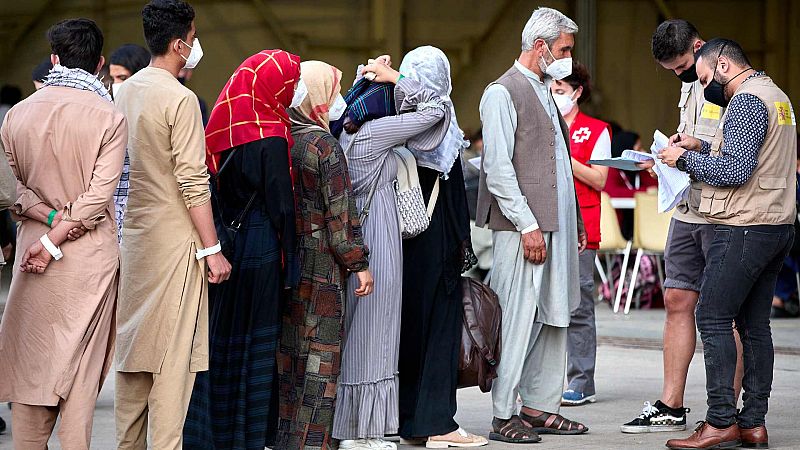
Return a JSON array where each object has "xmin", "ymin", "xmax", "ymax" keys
[
  {"xmin": 213, "ymin": 146, "xmax": 259, "ymax": 228},
  {"xmin": 426, "ymin": 177, "xmax": 440, "ymax": 218},
  {"xmin": 342, "ymin": 131, "xmax": 384, "ymax": 224}
]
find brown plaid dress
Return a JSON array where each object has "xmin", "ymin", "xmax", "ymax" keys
[{"xmin": 276, "ymin": 129, "xmax": 369, "ymax": 450}]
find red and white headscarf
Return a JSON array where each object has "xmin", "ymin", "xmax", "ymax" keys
[{"xmin": 205, "ymin": 49, "xmax": 301, "ymax": 173}]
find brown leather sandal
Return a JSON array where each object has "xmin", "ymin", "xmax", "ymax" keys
[
  {"xmin": 488, "ymin": 416, "xmax": 542, "ymax": 444},
  {"xmin": 519, "ymin": 410, "xmax": 589, "ymax": 435}
]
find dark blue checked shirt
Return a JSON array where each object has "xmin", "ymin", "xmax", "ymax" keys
[{"xmin": 684, "ymin": 72, "xmax": 769, "ymax": 187}]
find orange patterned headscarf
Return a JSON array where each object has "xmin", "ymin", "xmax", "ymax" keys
[
  {"xmin": 292, "ymin": 61, "xmax": 342, "ymax": 132},
  {"xmin": 205, "ymin": 49, "xmax": 301, "ymax": 173}
]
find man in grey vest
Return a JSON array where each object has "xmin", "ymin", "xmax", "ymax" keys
[
  {"xmin": 477, "ymin": 6, "xmax": 587, "ymax": 444},
  {"xmin": 660, "ymin": 38, "xmax": 797, "ymax": 450}
]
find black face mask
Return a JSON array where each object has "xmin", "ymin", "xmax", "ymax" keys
[
  {"xmin": 704, "ymin": 68, "xmax": 751, "ymax": 108},
  {"xmin": 704, "ymin": 77, "xmax": 727, "ymax": 107},
  {"xmin": 677, "ymin": 63, "xmax": 698, "ymax": 83}
]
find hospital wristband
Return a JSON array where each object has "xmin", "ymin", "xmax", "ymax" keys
[
  {"xmin": 196, "ymin": 241, "xmax": 222, "ymax": 260},
  {"xmin": 39, "ymin": 234, "xmax": 63, "ymax": 261}
]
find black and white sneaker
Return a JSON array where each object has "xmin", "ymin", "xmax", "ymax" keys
[{"xmin": 620, "ymin": 400, "xmax": 689, "ymax": 433}]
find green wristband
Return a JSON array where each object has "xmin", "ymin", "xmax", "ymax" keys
[{"xmin": 47, "ymin": 209, "xmax": 57, "ymax": 228}]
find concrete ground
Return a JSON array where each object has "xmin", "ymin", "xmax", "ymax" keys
[{"xmin": 0, "ymin": 268, "xmax": 798, "ymax": 448}]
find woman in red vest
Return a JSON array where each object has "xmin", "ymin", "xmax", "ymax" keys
[{"xmin": 551, "ymin": 61, "xmax": 611, "ymax": 406}]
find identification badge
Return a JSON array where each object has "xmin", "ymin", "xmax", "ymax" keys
[
  {"xmin": 775, "ymin": 101, "xmax": 796, "ymax": 126},
  {"xmin": 700, "ymin": 103, "xmax": 722, "ymax": 120}
]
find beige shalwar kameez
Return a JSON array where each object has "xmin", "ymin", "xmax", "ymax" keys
[
  {"xmin": 114, "ymin": 67, "xmax": 211, "ymax": 450},
  {"xmin": 0, "ymin": 86, "xmax": 126, "ymax": 449}
]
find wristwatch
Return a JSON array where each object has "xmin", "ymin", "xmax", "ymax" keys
[{"xmin": 676, "ymin": 154, "xmax": 688, "ymax": 172}]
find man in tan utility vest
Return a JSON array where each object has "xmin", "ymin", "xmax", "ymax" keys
[
  {"xmin": 622, "ymin": 19, "xmax": 743, "ymax": 436},
  {"xmin": 659, "ymin": 38, "xmax": 797, "ymax": 450}
]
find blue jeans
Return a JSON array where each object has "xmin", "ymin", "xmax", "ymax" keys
[{"xmin": 695, "ymin": 224, "xmax": 794, "ymax": 429}]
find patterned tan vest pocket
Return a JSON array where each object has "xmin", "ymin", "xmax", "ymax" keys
[{"xmin": 699, "ymin": 185, "xmax": 736, "ymax": 219}]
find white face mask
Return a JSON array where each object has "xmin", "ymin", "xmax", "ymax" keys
[
  {"xmin": 111, "ymin": 82, "xmax": 123, "ymax": 99},
  {"xmin": 290, "ymin": 78, "xmax": 308, "ymax": 109},
  {"xmin": 553, "ymin": 92, "xmax": 577, "ymax": 116},
  {"xmin": 180, "ymin": 38, "xmax": 203, "ymax": 70},
  {"xmin": 328, "ymin": 94, "xmax": 347, "ymax": 121},
  {"xmin": 541, "ymin": 43, "xmax": 572, "ymax": 80}
]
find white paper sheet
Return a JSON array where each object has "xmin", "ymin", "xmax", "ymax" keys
[{"xmin": 647, "ymin": 130, "xmax": 690, "ymax": 213}]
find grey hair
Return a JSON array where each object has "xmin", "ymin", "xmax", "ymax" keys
[{"xmin": 521, "ymin": 7, "xmax": 578, "ymax": 52}]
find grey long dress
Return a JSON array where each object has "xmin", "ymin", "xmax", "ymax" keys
[{"xmin": 332, "ymin": 76, "xmax": 449, "ymax": 440}]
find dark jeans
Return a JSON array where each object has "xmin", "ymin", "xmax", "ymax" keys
[{"xmin": 696, "ymin": 224, "xmax": 794, "ymax": 429}]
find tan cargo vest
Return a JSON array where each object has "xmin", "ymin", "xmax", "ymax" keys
[
  {"xmin": 674, "ymin": 81, "xmax": 725, "ymax": 223},
  {"xmin": 698, "ymin": 74, "xmax": 797, "ymax": 225},
  {"xmin": 475, "ymin": 65, "xmax": 582, "ymax": 233}
]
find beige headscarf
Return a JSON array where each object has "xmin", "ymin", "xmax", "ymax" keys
[{"xmin": 290, "ymin": 60, "xmax": 343, "ymax": 132}]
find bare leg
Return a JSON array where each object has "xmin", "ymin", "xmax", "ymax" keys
[{"xmin": 661, "ymin": 288, "xmax": 699, "ymax": 409}]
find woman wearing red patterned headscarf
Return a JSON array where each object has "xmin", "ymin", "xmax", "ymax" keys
[{"xmin": 183, "ymin": 49, "xmax": 301, "ymax": 449}]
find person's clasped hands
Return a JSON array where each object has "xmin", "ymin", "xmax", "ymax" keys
[
  {"xmin": 20, "ymin": 210, "xmax": 89, "ymax": 274},
  {"xmin": 361, "ymin": 54, "xmax": 399, "ymax": 84}
]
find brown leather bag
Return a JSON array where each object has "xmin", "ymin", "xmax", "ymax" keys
[{"xmin": 458, "ymin": 277, "xmax": 502, "ymax": 393}]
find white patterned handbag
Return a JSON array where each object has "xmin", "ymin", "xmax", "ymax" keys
[{"xmin": 393, "ymin": 146, "xmax": 439, "ymax": 239}]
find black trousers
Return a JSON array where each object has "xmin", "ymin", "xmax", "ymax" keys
[{"xmin": 695, "ymin": 224, "xmax": 793, "ymax": 429}]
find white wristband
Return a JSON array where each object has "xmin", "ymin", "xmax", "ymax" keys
[
  {"xmin": 39, "ymin": 234, "xmax": 63, "ymax": 261},
  {"xmin": 196, "ymin": 241, "xmax": 222, "ymax": 260}
]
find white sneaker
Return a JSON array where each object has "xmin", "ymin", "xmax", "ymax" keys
[
  {"xmin": 370, "ymin": 439, "xmax": 397, "ymax": 449},
  {"xmin": 338, "ymin": 438, "xmax": 397, "ymax": 449}
]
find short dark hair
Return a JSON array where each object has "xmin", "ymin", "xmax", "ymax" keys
[
  {"xmin": 142, "ymin": 0, "xmax": 195, "ymax": 56},
  {"xmin": 0, "ymin": 85, "xmax": 22, "ymax": 105},
  {"xmin": 651, "ymin": 19, "xmax": 700, "ymax": 62},
  {"xmin": 46, "ymin": 18, "xmax": 104, "ymax": 73},
  {"xmin": 32, "ymin": 57, "xmax": 53, "ymax": 82},
  {"xmin": 110, "ymin": 44, "xmax": 151, "ymax": 74},
  {"xmin": 561, "ymin": 61, "xmax": 592, "ymax": 105},
  {"xmin": 695, "ymin": 38, "xmax": 751, "ymax": 69}
]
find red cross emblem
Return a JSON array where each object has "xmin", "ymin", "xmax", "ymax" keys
[{"xmin": 572, "ymin": 127, "xmax": 591, "ymax": 144}]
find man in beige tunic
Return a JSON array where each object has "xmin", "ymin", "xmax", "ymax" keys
[
  {"xmin": 114, "ymin": 2, "xmax": 231, "ymax": 449},
  {"xmin": 0, "ymin": 19, "xmax": 126, "ymax": 448}
]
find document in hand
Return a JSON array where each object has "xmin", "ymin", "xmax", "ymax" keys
[
  {"xmin": 648, "ymin": 130, "xmax": 690, "ymax": 213},
  {"xmin": 586, "ymin": 155, "xmax": 645, "ymax": 172}
]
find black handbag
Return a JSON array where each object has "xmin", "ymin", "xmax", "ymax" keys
[{"xmin": 210, "ymin": 149, "xmax": 257, "ymax": 258}]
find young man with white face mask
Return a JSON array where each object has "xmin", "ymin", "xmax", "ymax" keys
[
  {"xmin": 114, "ymin": 1, "xmax": 231, "ymax": 449},
  {"xmin": 550, "ymin": 61, "xmax": 611, "ymax": 408},
  {"xmin": 477, "ymin": 6, "xmax": 588, "ymax": 444}
]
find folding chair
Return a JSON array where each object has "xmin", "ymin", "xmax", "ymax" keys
[
  {"xmin": 597, "ymin": 192, "xmax": 632, "ymax": 311},
  {"xmin": 623, "ymin": 191, "xmax": 673, "ymax": 314}
]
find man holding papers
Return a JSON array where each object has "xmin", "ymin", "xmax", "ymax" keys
[
  {"xmin": 622, "ymin": 19, "xmax": 738, "ymax": 436},
  {"xmin": 659, "ymin": 38, "xmax": 797, "ymax": 450}
]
